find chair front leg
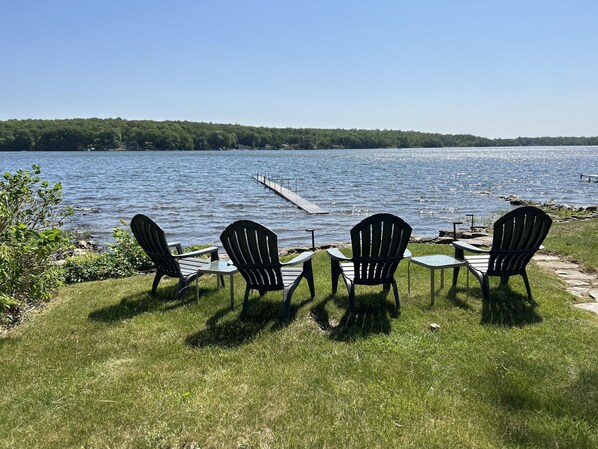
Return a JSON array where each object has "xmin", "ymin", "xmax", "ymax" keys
[
  {"xmin": 521, "ymin": 271, "xmax": 534, "ymax": 303},
  {"xmin": 151, "ymin": 270, "xmax": 164, "ymax": 294},
  {"xmin": 303, "ymin": 259, "xmax": 316, "ymax": 298},
  {"xmin": 177, "ymin": 277, "xmax": 187, "ymax": 298},
  {"xmin": 481, "ymin": 275, "xmax": 491, "ymax": 302},
  {"xmin": 331, "ymin": 260, "xmax": 341, "ymax": 295},
  {"xmin": 348, "ymin": 284, "xmax": 356, "ymax": 314},
  {"xmin": 391, "ymin": 279, "xmax": 400, "ymax": 310},
  {"xmin": 283, "ymin": 284, "xmax": 298, "ymax": 320},
  {"xmin": 453, "ymin": 247, "xmax": 464, "ymax": 286},
  {"xmin": 242, "ymin": 287, "xmax": 251, "ymax": 316}
]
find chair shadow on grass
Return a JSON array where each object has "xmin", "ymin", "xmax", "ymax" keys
[
  {"xmin": 444, "ymin": 285, "xmax": 476, "ymax": 311},
  {"xmin": 185, "ymin": 294, "xmax": 312, "ymax": 348},
  {"xmin": 310, "ymin": 291, "xmax": 398, "ymax": 341},
  {"xmin": 474, "ymin": 283, "xmax": 543, "ymax": 327},
  {"xmin": 87, "ymin": 284, "xmax": 211, "ymax": 323}
]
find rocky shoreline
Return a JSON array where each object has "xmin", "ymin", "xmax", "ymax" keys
[
  {"xmin": 499, "ymin": 195, "xmax": 598, "ymax": 221},
  {"xmin": 282, "ymin": 196, "xmax": 598, "ymax": 255}
]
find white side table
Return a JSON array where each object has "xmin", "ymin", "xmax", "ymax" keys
[
  {"xmin": 408, "ymin": 254, "xmax": 466, "ymax": 305},
  {"xmin": 196, "ymin": 261, "xmax": 239, "ymax": 308}
]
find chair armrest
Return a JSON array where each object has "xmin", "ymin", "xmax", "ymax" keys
[
  {"xmin": 281, "ymin": 251, "xmax": 314, "ymax": 266},
  {"xmin": 326, "ymin": 248, "xmax": 351, "ymax": 261},
  {"xmin": 452, "ymin": 240, "xmax": 489, "ymax": 253},
  {"xmin": 173, "ymin": 246, "xmax": 219, "ymax": 259},
  {"xmin": 168, "ymin": 241, "xmax": 183, "ymax": 254}
]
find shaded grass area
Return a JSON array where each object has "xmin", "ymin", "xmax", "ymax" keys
[
  {"xmin": 544, "ymin": 218, "xmax": 598, "ymax": 272},
  {"xmin": 1, "ymin": 244, "xmax": 598, "ymax": 448}
]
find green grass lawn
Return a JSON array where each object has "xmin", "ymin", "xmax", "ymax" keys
[
  {"xmin": 1, "ymin": 243, "xmax": 598, "ymax": 448},
  {"xmin": 544, "ymin": 218, "xmax": 598, "ymax": 272}
]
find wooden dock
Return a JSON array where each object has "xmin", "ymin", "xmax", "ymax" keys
[
  {"xmin": 580, "ymin": 173, "xmax": 598, "ymax": 183},
  {"xmin": 254, "ymin": 174, "xmax": 328, "ymax": 214}
]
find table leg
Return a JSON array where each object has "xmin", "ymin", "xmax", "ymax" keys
[
  {"xmin": 431, "ymin": 268, "xmax": 435, "ymax": 306},
  {"xmin": 229, "ymin": 273, "xmax": 235, "ymax": 309},
  {"xmin": 440, "ymin": 268, "xmax": 444, "ymax": 289},
  {"xmin": 196, "ymin": 276, "xmax": 200, "ymax": 303},
  {"xmin": 217, "ymin": 274, "xmax": 221, "ymax": 291},
  {"xmin": 408, "ymin": 260, "xmax": 412, "ymax": 295}
]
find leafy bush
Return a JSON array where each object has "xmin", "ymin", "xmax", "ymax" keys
[
  {"xmin": 0, "ymin": 165, "xmax": 71, "ymax": 323},
  {"xmin": 109, "ymin": 225, "xmax": 153, "ymax": 272},
  {"xmin": 62, "ymin": 225, "xmax": 153, "ymax": 284},
  {"xmin": 62, "ymin": 253, "xmax": 133, "ymax": 284}
]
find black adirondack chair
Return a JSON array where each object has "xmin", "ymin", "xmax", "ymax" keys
[
  {"xmin": 130, "ymin": 214, "xmax": 219, "ymax": 298},
  {"xmin": 452, "ymin": 206, "xmax": 552, "ymax": 302},
  {"xmin": 327, "ymin": 213, "xmax": 412, "ymax": 312},
  {"xmin": 220, "ymin": 220, "xmax": 315, "ymax": 320}
]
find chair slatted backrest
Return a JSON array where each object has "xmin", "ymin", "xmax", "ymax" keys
[
  {"xmin": 220, "ymin": 220, "xmax": 283, "ymax": 290},
  {"xmin": 350, "ymin": 213, "xmax": 412, "ymax": 284},
  {"xmin": 487, "ymin": 206, "xmax": 552, "ymax": 276},
  {"xmin": 130, "ymin": 214, "xmax": 180, "ymax": 278}
]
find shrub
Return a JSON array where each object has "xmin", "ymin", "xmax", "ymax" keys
[
  {"xmin": 62, "ymin": 225, "xmax": 153, "ymax": 284},
  {"xmin": 0, "ymin": 165, "xmax": 71, "ymax": 322},
  {"xmin": 109, "ymin": 225, "xmax": 153, "ymax": 272},
  {"xmin": 62, "ymin": 253, "xmax": 133, "ymax": 284}
]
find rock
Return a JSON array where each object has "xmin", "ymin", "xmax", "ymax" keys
[
  {"xmin": 433, "ymin": 237, "xmax": 455, "ymax": 245},
  {"xmin": 439, "ymin": 229, "xmax": 462, "ymax": 238},
  {"xmin": 564, "ymin": 279, "xmax": 591, "ymax": 287},
  {"xmin": 575, "ymin": 303, "xmax": 598, "ymax": 315},
  {"xmin": 466, "ymin": 236, "xmax": 493, "ymax": 247},
  {"xmin": 589, "ymin": 290, "xmax": 598, "ymax": 300},
  {"xmin": 411, "ymin": 236, "xmax": 435, "ymax": 243},
  {"xmin": 429, "ymin": 323, "xmax": 441, "ymax": 331}
]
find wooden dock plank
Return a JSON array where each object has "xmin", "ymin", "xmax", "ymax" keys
[{"xmin": 254, "ymin": 175, "xmax": 328, "ymax": 214}]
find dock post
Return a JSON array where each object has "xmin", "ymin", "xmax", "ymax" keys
[
  {"xmin": 305, "ymin": 229, "xmax": 315, "ymax": 251},
  {"xmin": 465, "ymin": 214, "xmax": 474, "ymax": 232},
  {"xmin": 452, "ymin": 221, "xmax": 462, "ymax": 240}
]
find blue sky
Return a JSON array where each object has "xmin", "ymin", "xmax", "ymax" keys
[{"xmin": 1, "ymin": 0, "xmax": 597, "ymax": 138}]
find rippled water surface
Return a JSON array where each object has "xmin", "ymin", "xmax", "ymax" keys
[{"xmin": 2, "ymin": 147, "xmax": 597, "ymax": 248}]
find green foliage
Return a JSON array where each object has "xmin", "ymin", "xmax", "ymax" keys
[
  {"xmin": 1, "ymin": 118, "xmax": 597, "ymax": 151},
  {"xmin": 109, "ymin": 225, "xmax": 153, "ymax": 272},
  {"xmin": 0, "ymin": 165, "xmax": 71, "ymax": 319},
  {"xmin": 62, "ymin": 253, "xmax": 134, "ymax": 284},
  {"xmin": 62, "ymin": 225, "xmax": 153, "ymax": 284}
]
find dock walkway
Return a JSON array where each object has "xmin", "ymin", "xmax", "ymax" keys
[
  {"xmin": 580, "ymin": 173, "xmax": 598, "ymax": 183},
  {"xmin": 254, "ymin": 174, "xmax": 328, "ymax": 214}
]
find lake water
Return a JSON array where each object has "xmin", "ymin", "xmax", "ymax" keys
[{"xmin": 1, "ymin": 147, "xmax": 597, "ymax": 248}]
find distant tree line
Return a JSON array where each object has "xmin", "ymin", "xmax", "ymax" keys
[{"xmin": 1, "ymin": 118, "xmax": 597, "ymax": 151}]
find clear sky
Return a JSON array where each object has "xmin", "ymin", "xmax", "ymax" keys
[{"xmin": 1, "ymin": 0, "xmax": 597, "ymax": 138}]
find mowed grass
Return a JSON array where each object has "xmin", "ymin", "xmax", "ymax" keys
[
  {"xmin": 1, "ymin": 242, "xmax": 598, "ymax": 448},
  {"xmin": 544, "ymin": 218, "xmax": 598, "ymax": 272}
]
